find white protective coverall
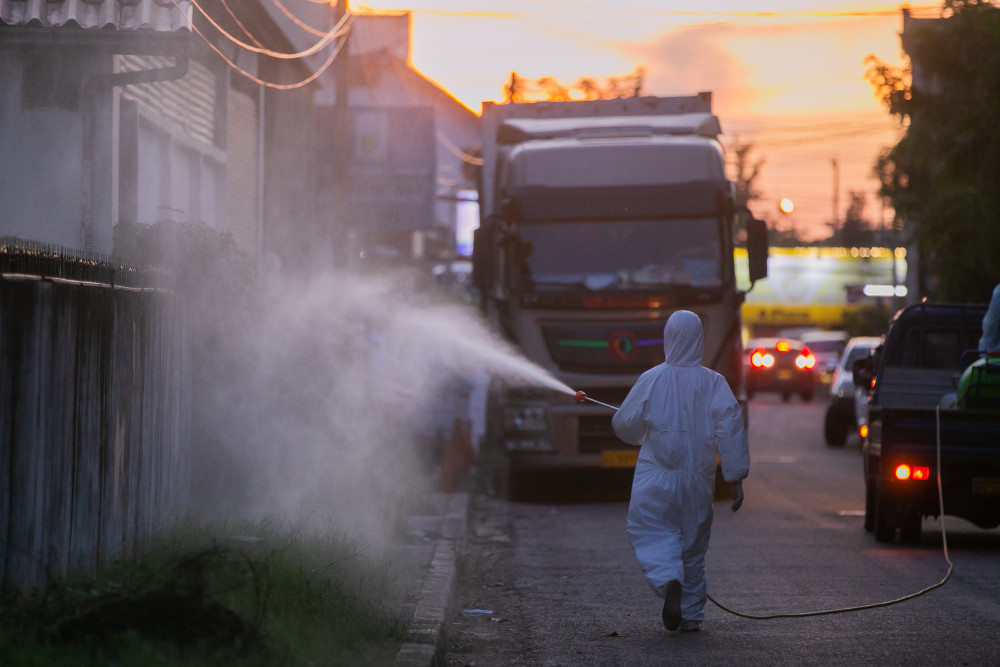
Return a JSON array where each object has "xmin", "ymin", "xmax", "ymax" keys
[
  {"xmin": 980, "ymin": 283, "xmax": 1000, "ymax": 351},
  {"xmin": 612, "ymin": 310, "xmax": 749, "ymax": 622}
]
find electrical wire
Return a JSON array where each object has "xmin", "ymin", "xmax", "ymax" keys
[
  {"xmin": 180, "ymin": 0, "xmax": 350, "ymax": 59},
  {"xmin": 437, "ymin": 131, "xmax": 483, "ymax": 166},
  {"xmin": 178, "ymin": 7, "xmax": 355, "ymax": 89},
  {"xmin": 353, "ymin": 3, "xmax": 943, "ymax": 27},
  {"xmin": 270, "ymin": 0, "xmax": 338, "ymax": 37},
  {"xmin": 219, "ymin": 0, "xmax": 265, "ymax": 48},
  {"xmin": 165, "ymin": 0, "xmax": 355, "ymax": 89},
  {"xmin": 706, "ymin": 404, "xmax": 953, "ymax": 620}
]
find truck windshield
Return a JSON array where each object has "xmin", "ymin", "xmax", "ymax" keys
[{"xmin": 513, "ymin": 218, "xmax": 723, "ymax": 291}]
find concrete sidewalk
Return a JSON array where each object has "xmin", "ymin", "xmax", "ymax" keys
[{"xmin": 393, "ymin": 491, "xmax": 471, "ymax": 667}]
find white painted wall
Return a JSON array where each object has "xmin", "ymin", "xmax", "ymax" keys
[{"xmin": 0, "ymin": 52, "xmax": 91, "ymax": 251}]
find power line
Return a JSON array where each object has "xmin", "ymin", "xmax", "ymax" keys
[
  {"xmin": 354, "ymin": 2, "xmax": 943, "ymax": 26},
  {"xmin": 437, "ymin": 131, "xmax": 483, "ymax": 166},
  {"xmin": 172, "ymin": 0, "xmax": 356, "ymax": 90},
  {"xmin": 218, "ymin": 0, "xmax": 265, "ymax": 48},
  {"xmin": 182, "ymin": 0, "xmax": 349, "ymax": 59},
  {"xmin": 270, "ymin": 0, "xmax": 338, "ymax": 37}
]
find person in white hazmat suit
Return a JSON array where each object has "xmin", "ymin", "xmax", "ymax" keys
[
  {"xmin": 980, "ymin": 283, "xmax": 1000, "ymax": 351},
  {"xmin": 612, "ymin": 310, "xmax": 749, "ymax": 632}
]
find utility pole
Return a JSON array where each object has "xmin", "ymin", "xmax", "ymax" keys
[
  {"xmin": 831, "ymin": 157, "xmax": 840, "ymax": 234},
  {"xmin": 332, "ymin": 0, "xmax": 352, "ymax": 269}
]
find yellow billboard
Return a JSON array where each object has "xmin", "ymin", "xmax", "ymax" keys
[{"xmin": 735, "ymin": 247, "xmax": 907, "ymax": 329}]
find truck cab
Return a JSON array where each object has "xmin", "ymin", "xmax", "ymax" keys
[{"xmin": 473, "ymin": 94, "xmax": 767, "ymax": 497}]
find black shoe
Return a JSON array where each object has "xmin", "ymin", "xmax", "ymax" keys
[{"xmin": 662, "ymin": 580, "xmax": 682, "ymax": 630}]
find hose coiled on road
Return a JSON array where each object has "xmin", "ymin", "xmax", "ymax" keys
[{"xmin": 708, "ymin": 404, "xmax": 953, "ymax": 619}]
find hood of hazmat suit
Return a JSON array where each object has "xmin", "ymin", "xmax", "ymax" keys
[
  {"xmin": 980, "ymin": 283, "xmax": 1000, "ymax": 352},
  {"xmin": 612, "ymin": 310, "xmax": 749, "ymax": 622}
]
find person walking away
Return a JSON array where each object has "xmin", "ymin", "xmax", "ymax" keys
[{"xmin": 612, "ymin": 310, "xmax": 749, "ymax": 632}]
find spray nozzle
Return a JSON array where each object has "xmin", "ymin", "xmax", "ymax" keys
[{"xmin": 573, "ymin": 390, "xmax": 620, "ymax": 412}]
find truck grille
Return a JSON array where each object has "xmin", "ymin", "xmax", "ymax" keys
[
  {"xmin": 542, "ymin": 322, "xmax": 664, "ymax": 373},
  {"xmin": 578, "ymin": 414, "xmax": 629, "ymax": 454}
]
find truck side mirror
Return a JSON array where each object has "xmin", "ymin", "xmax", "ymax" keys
[
  {"xmin": 852, "ymin": 357, "xmax": 874, "ymax": 390},
  {"xmin": 746, "ymin": 215, "xmax": 768, "ymax": 285}
]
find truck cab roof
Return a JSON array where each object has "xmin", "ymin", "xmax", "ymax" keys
[
  {"xmin": 497, "ymin": 112, "xmax": 721, "ymax": 144},
  {"xmin": 504, "ymin": 135, "xmax": 726, "ymax": 188}
]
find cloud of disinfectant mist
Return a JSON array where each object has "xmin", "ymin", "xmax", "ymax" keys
[{"xmin": 184, "ymin": 265, "xmax": 569, "ymax": 548}]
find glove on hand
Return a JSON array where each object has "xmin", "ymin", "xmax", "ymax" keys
[{"xmin": 730, "ymin": 480, "xmax": 744, "ymax": 513}]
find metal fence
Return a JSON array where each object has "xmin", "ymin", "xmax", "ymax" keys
[{"xmin": 0, "ymin": 239, "xmax": 188, "ymax": 590}]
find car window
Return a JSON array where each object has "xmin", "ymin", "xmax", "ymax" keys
[
  {"xmin": 842, "ymin": 345, "xmax": 872, "ymax": 368},
  {"xmin": 890, "ymin": 327, "xmax": 980, "ymax": 369},
  {"xmin": 807, "ymin": 340, "xmax": 846, "ymax": 354}
]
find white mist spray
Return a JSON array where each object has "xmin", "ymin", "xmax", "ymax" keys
[{"xmin": 188, "ymin": 267, "xmax": 571, "ymax": 551}]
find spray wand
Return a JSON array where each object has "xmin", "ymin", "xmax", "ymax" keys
[{"xmin": 574, "ymin": 391, "xmax": 619, "ymax": 412}]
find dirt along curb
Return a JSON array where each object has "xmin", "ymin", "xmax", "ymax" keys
[{"xmin": 394, "ymin": 490, "xmax": 470, "ymax": 667}]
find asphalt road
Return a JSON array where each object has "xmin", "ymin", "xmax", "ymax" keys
[{"xmin": 446, "ymin": 394, "xmax": 1000, "ymax": 666}]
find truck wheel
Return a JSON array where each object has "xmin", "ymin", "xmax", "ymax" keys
[
  {"xmin": 781, "ymin": 392, "xmax": 791, "ymax": 402},
  {"xmin": 863, "ymin": 482, "xmax": 875, "ymax": 532},
  {"xmin": 801, "ymin": 391, "xmax": 813, "ymax": 402},
  {"xmin": 482, "ymin": 449, "xmax": 510, "ymax": 498},
  {"xmin": 873, "ymin": 489, "xmax": 897, "ymax": 543},
  {"xmin": 480, "ymin": 397, "xmax": 511, "ymax": 498},
  {"xmin": 824, "ymin": 411, "xmax": 848, "ymax": 447},
  {"xmin": 898, "ymin": 513, "xmax": 922, "ymax": 544}
]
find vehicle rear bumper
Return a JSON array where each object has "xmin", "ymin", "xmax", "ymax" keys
[{"xmin": 877, "ymin": 454, "xmax": 1000, "ymax": 528}]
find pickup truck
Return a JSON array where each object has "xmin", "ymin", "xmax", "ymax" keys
[{"xmin": 854, "ymin": 302, "xmax": 1000, "ymax": 543}]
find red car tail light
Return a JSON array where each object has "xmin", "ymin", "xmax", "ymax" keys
[
  {"xmin": 795, "ymin": 346, "xmax": 817, "ymax": 369},
  {"xmin": 751, "ymin": 349, "xmax": 775, "ymax": 368},
  {"xmin": 894, "ymin": 464, "xmax": 930, "ymax": 481}
]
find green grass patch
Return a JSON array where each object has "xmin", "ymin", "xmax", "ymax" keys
[{"xmin": 0, "ymin": 522, "xmax": 407, "ymax": 666}]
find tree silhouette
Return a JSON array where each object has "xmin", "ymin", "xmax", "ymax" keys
[
  {"xmin": 729, "ymin": 139, "xmax": 765, "ymax": 245},
  {"xmin": 833, "ymin": 191, "xmax": 877, "ymax": 247},
  {"xmin": 866, "ymin": 0, "xmax": 1000, "ymax": 302},
  {"xmin": 502, "ymin": 68, "xmax": 646, "ymax": 102},
  {"xmin": 505, "ymin": 72, "xmax": 526, "ymax": 103}
]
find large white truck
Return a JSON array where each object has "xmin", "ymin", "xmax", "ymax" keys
[{"xmin": 472, "ymin": 92, "xmax": 768, "ymax": 497}]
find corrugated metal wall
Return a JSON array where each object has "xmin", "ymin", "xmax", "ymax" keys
[
  {"xmin": 0, "ymin": 278, "xmax": 189, "ymax": 590},
  {"xmin": 119, "ymin": 55, "xmax": 218, "ymax": 148}
]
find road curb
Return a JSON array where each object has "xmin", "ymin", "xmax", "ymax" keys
[{"xmin": 394, "ymin": 491, "xmax": 470, "ymax": 667}]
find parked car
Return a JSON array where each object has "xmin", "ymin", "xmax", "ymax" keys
[
  {"xmin": 801, "ymin": 330, "xmax": 850, "ymax": 388},
  {"xmin": 745, "ymin": 338, "xmax": 817, "ymax": 401},
  {"xmin": 823, "ymin": 336, "xmax": 881, "ymax": 446}
]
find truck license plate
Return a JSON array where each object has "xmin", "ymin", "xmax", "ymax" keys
[
  {"xmin": 972, "ymin": 478, "xmax": 1000, "ymax": 495},
  {"xmin": 602, "ymin": 449, "xmax": 639, "ymax": 468},
  {"xmin": 777, "ymin": 369, "xmax": 793, "ymax": 380}
]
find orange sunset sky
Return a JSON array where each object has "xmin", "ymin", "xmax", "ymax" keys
[{"xmin": 354, "ymin": 1, "xmax": 947, "ymax": 242}]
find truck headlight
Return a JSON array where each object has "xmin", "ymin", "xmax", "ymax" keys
[
  {"xmin": 504, "ymin": 438, "xmax": 554, "ymax": 452},
  {"xmin": 502, "ymin": 405, "xmax": 548, "ymax": 432}
]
